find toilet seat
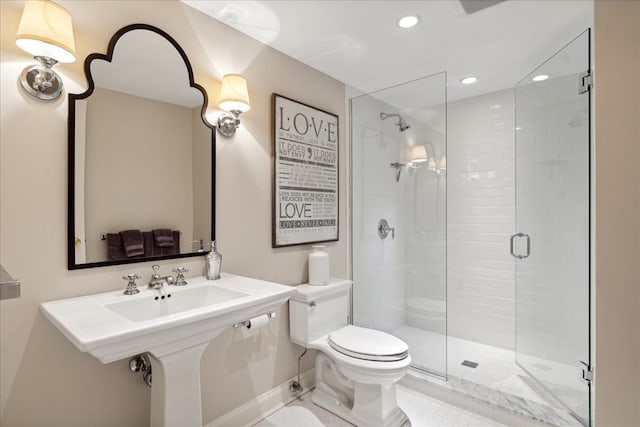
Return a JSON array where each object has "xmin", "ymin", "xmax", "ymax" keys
[{"xmin": 328, "ymin": 325, "xmax": 409, "ymax": 362}]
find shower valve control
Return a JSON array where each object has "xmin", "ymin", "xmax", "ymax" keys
[{"xmin": 378, "ymin": 219, "xmax": 395, "ymax": 240}]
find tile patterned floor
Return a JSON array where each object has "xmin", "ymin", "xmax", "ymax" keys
[
  {"xmin": 254, "ymin": 385, "xmax": 507, "ymax": 427},
  {"xmin": 253, "ymin": 326, "xmax": 586, "ymax": 426}
]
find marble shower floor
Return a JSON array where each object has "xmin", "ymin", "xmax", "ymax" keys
[
  {"xmin": 254, "ymin": 385, "xmax": 507, "ymax": 427},
  {"xmin": 393, "ymin": 326, "xmax": 586, "ymax": 427}
]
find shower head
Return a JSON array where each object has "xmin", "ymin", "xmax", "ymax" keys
[
  {"xmin": 398, "ymin": 117, "xmax": 411, "ymax": 132},
  {"xmin": 380, "ymin": 112, "xmax": 411, "ymax": 132}
]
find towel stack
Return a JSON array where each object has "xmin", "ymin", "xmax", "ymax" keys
[{"xmin": 106, "ymin": 229, "xmax": 181, "ymax": 260}]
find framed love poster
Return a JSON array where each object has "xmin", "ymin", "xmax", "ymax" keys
[{"xmin": 272, "ymin": 94, "xmax": 339, "ymax": 248}]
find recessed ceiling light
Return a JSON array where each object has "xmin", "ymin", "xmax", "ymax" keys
[
  {"xmin": 398, "ymin": 15, "xmax": 420, "ymax": 29},
  {"xmin": 461, "ymin": 76, "xmax": 478, "ymax": 85},
  {"xmin": 532, "ymin": 74, "xmax": 549, "ymax": 82}
]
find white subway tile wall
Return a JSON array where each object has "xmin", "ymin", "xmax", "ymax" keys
[
  {"xmin": 352, "ymin": 95, "xmax": 407, "ymax": 332},
  {"xmin": 447, "ymin": 89, "xmax": 517, "ymax": 350}
]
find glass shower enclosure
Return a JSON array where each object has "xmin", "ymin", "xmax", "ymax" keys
[
  {"xmin": 350, "ymin": 73, "xmax": 447, "ymax": 377},
  {"xmin": 350, "ymin": 29, "xmax": 591, "ymax": 427}
]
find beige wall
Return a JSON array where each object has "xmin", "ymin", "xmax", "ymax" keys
[
  {"xmin": 593, "ymin": 1, "xmax": 640, "ymax": 426},
  {"xmin": 0, "ymin": 1, "xmax": 346, "ymax": 426},
  {"xmin": 84, "ymin": 88, "xmax": 195, "ymax": 262}
]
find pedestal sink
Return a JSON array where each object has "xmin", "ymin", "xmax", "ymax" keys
[{"xmin": 41, "ymin": 273, "xmax": 295, "ymax": 427}]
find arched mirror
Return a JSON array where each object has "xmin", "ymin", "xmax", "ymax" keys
[{"xmin": 68, "ymin": 24, "xmax": 215, "ymax": 269}]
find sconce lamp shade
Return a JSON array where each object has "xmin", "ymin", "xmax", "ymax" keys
[
  {"xmin": 218, "ymin": 74, "xmax": 250, "ymax": 113},
  {"xmin": 15, "ymin": 0, "xmax": 76, "ymax": 64},
  {"xmin": 410, "ymin": 145, "xmax": 428, "ymax": 164},
  {"xmin": 440, "ymin": 155, "xmax": 447, "ymax": 170}
]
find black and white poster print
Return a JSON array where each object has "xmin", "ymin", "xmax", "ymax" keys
[{"xmin": 273, "ymin": 94, "xmax": 339, "ymax": 248}]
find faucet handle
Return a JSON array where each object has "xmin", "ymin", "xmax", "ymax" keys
[
  {"xmin": 173, "ymin": 268, "xmax": 189, "ymax": 286},
  {"xmin": 151, "ymin": 264, "xmax": 161, "ymax": 279},
  {"xmin": 122, "ymin": 274, "xmax": 141, "ymax": 295}
]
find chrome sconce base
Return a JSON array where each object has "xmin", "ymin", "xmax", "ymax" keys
[
  {"xmin": 19, "ymin": 56, "xmax": 63, "ymax": 100},
  {"xmin": 217, "ymin": 110, "xmax": 242, "ymax": 137}
]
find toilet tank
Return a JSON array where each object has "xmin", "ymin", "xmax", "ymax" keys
[{"xmin": 289, "ymin": 278, "xmax": 352, "ymax": 347}]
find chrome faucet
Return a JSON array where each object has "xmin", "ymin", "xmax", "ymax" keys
[{"xmin": 148, "ymin": 265, "xmax": 175, "ymax": 289}]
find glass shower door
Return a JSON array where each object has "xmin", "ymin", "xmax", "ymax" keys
[{"xmin": 514, "ymin": 30, "xmax": 591, "ymax": 425}]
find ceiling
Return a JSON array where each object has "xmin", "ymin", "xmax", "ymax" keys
[{"xmin": 182, "ymin": 0, "xmax": 593, "ymax": 101}]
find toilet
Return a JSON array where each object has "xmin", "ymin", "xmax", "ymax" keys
[{"xmin": 289, "ymin": 278, "xmax": 411, "ymax": 427}]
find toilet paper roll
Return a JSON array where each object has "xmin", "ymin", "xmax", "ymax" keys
[
  {"xmin": 247, "ymin": 314, "xmax": 269, "ymax": 329},
  {"xmin": 241, "ymin": 314, "xmax": 270, "ymax": 337}
]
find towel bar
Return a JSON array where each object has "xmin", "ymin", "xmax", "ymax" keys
[{"xmin": 101, "ymin": 231, "xmax": 185, "ymax": 240}]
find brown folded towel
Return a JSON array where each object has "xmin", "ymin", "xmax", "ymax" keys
[
  {"xmin": 142, "ymin": 232, "xmax": 154, "ymax": 257},
  {"xmin": 146, "ymin": 231, "xmax": 180, "ymax": 256},
  {"xmin": 119, "ymin": 229, "xmax": 144, "ymax": 257},
  {"xmin": 106, "ymin": 233, "xmax": 126, "ymax": 260},
  {"xmin": 153, "ymin": 229, "xmax": 175, "ymax": 247}
]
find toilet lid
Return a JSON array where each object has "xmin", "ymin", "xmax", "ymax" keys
[{"xmin": 328, "ymin": 325, "xmax": 409, "ymax": 362}]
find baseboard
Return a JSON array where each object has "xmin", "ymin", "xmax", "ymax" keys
[{"xmin": 205, "ymin": 368, "xmax": 315, "ymax": 427}]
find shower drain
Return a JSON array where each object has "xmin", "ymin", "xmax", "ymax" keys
[{"xmin": 461, "ymin": 360, "xmax": 479, "ymax": 368}]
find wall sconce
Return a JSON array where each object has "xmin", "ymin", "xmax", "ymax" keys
[
  {"xmin": 15, "ymin": 0, "xmax": 76, "ymax": 100},
  {"xmin": 408, "ymin": 145, "xmax": 428, "ymax": 169},
  {"xmin": 217, "ymin": 74, "xmax": 251, "ymax": 137}
]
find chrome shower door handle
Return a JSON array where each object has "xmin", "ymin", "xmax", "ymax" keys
[
  {"xmin": 510, "ymin": 233, "xmax": 521, "ymax": 258},
  {"xmin": 510, "ymin": 232, "xmax": 531, "ymax": 259}
]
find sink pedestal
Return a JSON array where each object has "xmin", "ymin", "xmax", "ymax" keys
[{"xmin": 149, "ymin": 338, "xmax": 217, "ymax": 427}]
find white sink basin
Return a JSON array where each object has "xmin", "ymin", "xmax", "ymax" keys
[
  {"xmin": 41, "ymin": 273, "xmax": 296, "ymax": 427},
  {"xmin": 41, "ymin": 273, "xmax": 295, "ymax": 363},
  {"xmin": 104, "ymin": 285, "xmax": 249, "ymax": 322}
]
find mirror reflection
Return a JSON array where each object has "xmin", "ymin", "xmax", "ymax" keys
[{"xmin": 69, "ymin": 25, "xmax": 214, "ymax": 269}]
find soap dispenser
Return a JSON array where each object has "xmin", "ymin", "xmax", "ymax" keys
[{"xmin": 206, "ymin": 240, "xmax": 222, "ymax": 280}]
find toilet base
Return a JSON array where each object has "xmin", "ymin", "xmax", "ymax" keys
[{"xmin": 312, "ymin": 378, "xmax": 409, "ymax": 427}]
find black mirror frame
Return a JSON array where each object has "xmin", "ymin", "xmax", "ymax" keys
[{"xmin": 67, "ymin": 23, "xmax": 216, "ymax": 270}]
